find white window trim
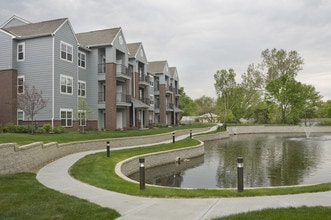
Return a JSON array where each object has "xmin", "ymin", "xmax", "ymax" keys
[
  {"xmin": 17, "ymin": 110, "xmax": 24, "ymax": 125},
  {"xmin": 60, "ymin": 41, "xmax": 73, "ymax": 63},
  {"xmin": 17, "ymin": 42, "xmax": 25, "ymax": 61},
  {"xmin": 60, "ymin": 74, "xmax": 73, "ymax": 95},
  {"xmin": 60, "ymin": 108, "xmax": 73, "ymax": 127},
  {"xmin": 78, "ymin": 51, "xmax": 86, "ymax": 69},
  {"xmin": 17, "ymin": 76, "xmax": 24, "ymax": 94},
  {"xmin": 78, "ymin": 80, "xmax": 86, "ymax": 97}
]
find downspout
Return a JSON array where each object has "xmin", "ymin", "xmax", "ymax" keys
[{"xmin": 51, "ymin": 35, "xmax": 55, "ymax": 129}]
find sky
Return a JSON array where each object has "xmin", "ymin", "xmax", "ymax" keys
[{"xmin": 1, "ymin": 0, "xmax": 331, "ymax": 100}]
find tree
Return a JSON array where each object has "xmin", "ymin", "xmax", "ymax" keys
[
  {"xmin": 76, "ymin": 97, "xmax": 93, "ymax": 133},
  {"xmin": 178, "ymin": 87, "xmax": 196, "ymax": 116},
  {"xmin": 17, "ymin": 84, "xmax": 47, "ymax": 133},
  {"xmin": 194, "ymin": 96, "xmax": 216, "ymax": 120},
  {"xmin": 214, "ymin": 69, "xmax": 236, "ymax": 122}
]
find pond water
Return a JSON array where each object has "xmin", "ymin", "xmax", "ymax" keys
[{"xmin": 129, "ymin": 134, "xmax": 331, "ymax": 188}]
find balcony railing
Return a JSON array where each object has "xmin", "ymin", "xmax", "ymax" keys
[
  {"xmin": 98, "ymin": 92, "xmax": 105, "ymax": 103},
  {"xmin": 98, "ymin": 63, "xmax": 106, "ymax": 73},
  {"xmin": 116, "ymin": 92, "xmax": 131, "ymax": 103},
  {"xmin": 117, "ymin": 64, "xmax": 131, "ymax": 78},
  {"xmin": 139, "ymin": 74, "xmax": 149, "ymax": 84},
  {"xmin": 139, "ymin": 97, "xmax": 150, "ymax": 105}
]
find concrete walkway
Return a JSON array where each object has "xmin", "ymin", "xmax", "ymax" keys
[{"xmin": 36, "ymin": 130, "xmax": 331, "ymax": 220}]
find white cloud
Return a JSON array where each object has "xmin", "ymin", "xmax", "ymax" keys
[{"xmin": 1, "ymin": 0, "xmax": 331, "ymax": 100}]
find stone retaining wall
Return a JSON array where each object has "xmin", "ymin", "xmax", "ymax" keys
[
  {"xmin": 115, "ymin": 142, "xmax": 205, "ymax": 183},
  {"xmin": 0, "ymin": 127, "xmax": 210, "ymax": 174}
]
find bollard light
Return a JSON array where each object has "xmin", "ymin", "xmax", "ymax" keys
[
  {"xmin": 237, "ymin": 157, "xmax": 244, "ymax": 192},
  {"xmin": 139, "ymin": 158, "xmax": 145, "ymax": 190},
  {"xmin": 172, "ymin": 132, "xmax": 176, "ymax": 143},
  {"xmin": 190, "ymin": 129, "xmax": 192, "ymax": 138},
  {"xmin": 106, "ymin": 141, "xmax": 110, "ymax": 157}
]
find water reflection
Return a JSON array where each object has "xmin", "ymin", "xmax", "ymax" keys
[{"xmin": 129, "ymin": 134, "xmax": 331, "ymax": 188}]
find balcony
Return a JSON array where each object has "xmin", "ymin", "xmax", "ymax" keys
[
  {"xmin": 139, "ymin": 97, "xmax": 150, "ymax": 105},
  {"xmin": 166, "ymin": 85, "xmax": 173, "ymax": 94},
  {"xmin": 139, "ymin": 74, "xmax": 149, "ymax": 86},
  {"xmin": 98, "ymin": 63, "xmax": 106, "ymax": 74},
  {"xmin": 98, "ymin": 92, "xmax": 105, "ymax": 103},
  {"xmin": 117, "ymin": 64, "xmax": 131, "ymax": 80},
  {"xmin": 116, "ymin": 92, "xmax": 131, "ymax": 106}
]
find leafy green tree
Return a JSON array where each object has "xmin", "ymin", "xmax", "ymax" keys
[
  {"xmin": 194, "ymin": 95, "xmax": 216, "ymax": 117},
  {"xmin": 214, "ymin": 69, "xmax": 236, "ymax": 122},
  {"xmin": 178, "ymin": 87, "xmax": 196, "ymax": 116},
  {"xmin": 316, "ymin": 100, "xmax": 331, "ymax": 118}
]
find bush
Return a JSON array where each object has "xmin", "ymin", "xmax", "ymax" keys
[
  {"xmin": 3, "ymin": 123, "xmax": 17, "ymax": 133},
  {"xmin": 53, "ymin": 126, "xmax": 65, "ymax": 134},
  {"xmin": 16, "ymin": 125, "xmax": 30, "ymax": 133},
  {"xmin": 43, "ymin": 124, "xmax": 52, "ymax": 133}
]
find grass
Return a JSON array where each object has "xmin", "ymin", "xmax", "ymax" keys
[
  {"xmin": 213, "ymin": 206, "xmax": 331, "ymax": 220},
  {"xmin": 70, "ymin": 138, "xmax": 331, "ymax": 198},
  {"xmin": 0, "ymin": 123, "xmax": 212, "ymax": 145},
  {"xmin": 0, "ymin": 173, "xmax": 120, "ymax": 220}
]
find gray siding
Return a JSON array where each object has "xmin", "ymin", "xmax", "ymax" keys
[
  {"xmin": 53, "ymin": 21, "xmax": 78, "ymax": 120},
  {"xmin": 0, "ymin": 31, "xmax": 13, "ymax": 70},
  {"xmin": 17, "ymin": 37, "xmax": 53, "ymax": 120},
  {"xmin": 85, "ymin": 49, "xmax": 98, "ymax": 119}
]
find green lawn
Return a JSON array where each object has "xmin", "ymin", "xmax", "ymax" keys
[
  {"xmin": 0, "ymin": 123, "xmax": 212, "ymax": 145},
  {"xmin": 70, "ymin": 138, "xmax": 331, "ymax": 198},
  {"xmin": 0, "ymin": 173, "xmax": 120, "ymax": 220},
  {"xmin": 213, "ymin": 206, "xmax": 331, "ymax": 220}
]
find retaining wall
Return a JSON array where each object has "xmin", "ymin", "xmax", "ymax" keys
[
  {"xmin": 116, "ymin": 142, "xmax": 205, "ymax": 183},
  {"xmin": 0, "ymin": 127, "xmax": 210, "ymax": 174}
]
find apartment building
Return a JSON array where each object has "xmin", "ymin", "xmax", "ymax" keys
[
  {"xmin": 0, "ymin": 15, "xmax": 181, "ymax": 130},
  {"xmin": 148, "ymin": 61, "xmax": 182, "ymax": 125}
]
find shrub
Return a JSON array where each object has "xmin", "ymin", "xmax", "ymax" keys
[
  {"xmin": 16, "ymin": 125, "xmax": 30, "ymax": 133},
  {"xmin": 4, "ymin": 123, "xmax": 17, "ymax": 133},
  {"xmin": 42, "ymin": 124, "xmax": 52, "ymax": 133},
  {"xmin": 53, "ymin": 126, "xmax": 65, "ymax": 134}
]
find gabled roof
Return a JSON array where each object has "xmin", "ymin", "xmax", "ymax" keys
[
  {"xmin": 2, "ymin": 18, "xmax": 67, "ymax": 39},
  {"xmin": 76, "ymin": 28, "xmax": 121, "ymax": 47},
  {"xmin": 0, "ymin": 15, "xmax": 30, "ymax": 28},
  {"xmin": 147, "ymin": 60, "xmax": 168, "ymax": 74},
  {"xmin": 127, "ymin": 42, "xmax": 141, "ymax": 58},
  {"xmin": 169, "ymin": 67, "xmax": 177, "ymax": 78}
]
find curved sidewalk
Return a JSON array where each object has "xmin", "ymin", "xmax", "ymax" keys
[{"xmin": 37, "ymin": 135, "xmax": 331, "ymax": 220}]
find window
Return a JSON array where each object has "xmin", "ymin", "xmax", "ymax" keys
[
  {"xmin": 78, "ymin": 52, "xmax": 86, "ymax": 68},
  {"xmin": 17, "ymin": 76, "xmax": 24, "ymax": 94},
  {"xmin": 17, "ymin": 42, "xmax": 25, "ymax": 61},
  {"xmin": 60, "ymin": 75, "xmax": 73, "ymax": 95},
  {"xmin": 17, "ymin": 110, "xmax": 24, "ymax": 125},
  {"xmin": 78, "ymin": 81, "xmax": 86, "ymax": 97},
  {"xmin": 60, "ymin": 109, "xmax": 72, "ymax": 127},
  {"xmin": 78, "ymin": 110, "xmax": 86, "ymax": 126},
  {"xmin": 60, "ymin": 41, "xmax": 73, "ymax": 62}
]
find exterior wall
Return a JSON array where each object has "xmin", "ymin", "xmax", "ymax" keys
[
  {"xmin": 53, "ymin": 22, "xmax": 78, "ymax": 123},
  {"xmin": 0, "ymin": 30, "xmax": 13, "ymax": 70},
  {"xmin": 0, "ymin": 69, "xmax": 17, "ymax": 125},
  {"xmin": 159, "ymin": 84, "xmax": 166, "ymax": 124},
  {"xmin": 18, "ymin": 36, "xmax": 53, "ymax": 121},
  {"xmin": 105, "ymin": 63, "xmax": 117, "ymax": 130}
]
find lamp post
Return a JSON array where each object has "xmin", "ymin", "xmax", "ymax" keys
[
  {"xmin": 139, "ymin": 158, "xmax": 145, "ymax": 190},
  {"xmin": 237, "ymin": 157, "xmax": 244, "ymax": 192},
  {"xmin": 106, "ymin": 141, "xmax": 110, "ymax": 157}
]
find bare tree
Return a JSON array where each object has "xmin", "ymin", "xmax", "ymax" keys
[{"xmin": 17, "ymin": 84, "xmax": 47, "ymax": 133}]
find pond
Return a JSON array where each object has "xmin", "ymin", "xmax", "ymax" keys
[{"xmin": 129, "ymin": 134, "xmax": 331, "ymax": 188}]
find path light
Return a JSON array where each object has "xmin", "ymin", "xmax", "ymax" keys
[
  {"xmin": 172, "ymin": 132, "xmax": 175, "ymax": 143},
  {"xmin": 237, "ymin": 157, "xmax": 244, "ymax": 192},
  {"xmin": 106, "ymin": 141, "xmax": 110, "ymax": 157},
  {"xmin": 190, "ymin": 129, "xmax": 192, "ymax": 138},
  {"xmin": 139, "ymin": 158, "xmax": 145, "ymax": 190}
]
